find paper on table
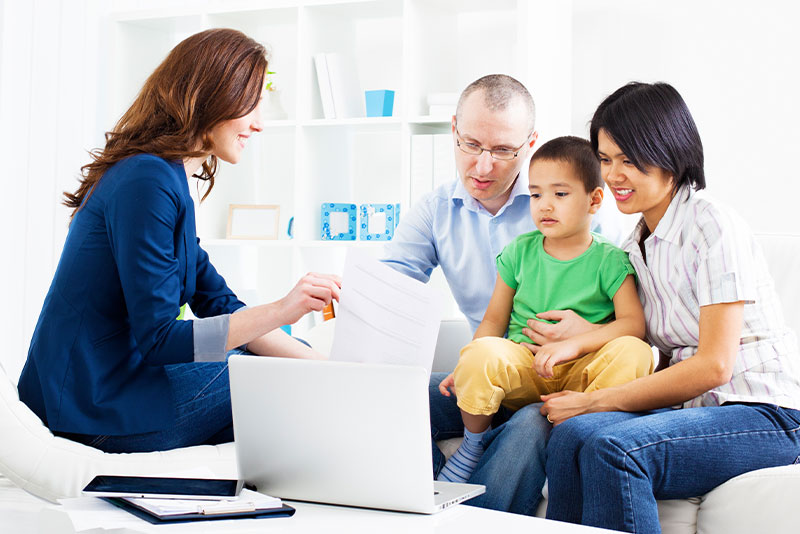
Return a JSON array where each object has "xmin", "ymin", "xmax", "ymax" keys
[
  {"xmin": 330, "ymin": 249, "xmax": 442, "ymax": 374},
  {"xmin": 50, "ymin": 496, "xmax": 150, "ymax": 533},
  {"xmin": 123, "ymin": 489, "xmax": 281, "ymax": 517}
]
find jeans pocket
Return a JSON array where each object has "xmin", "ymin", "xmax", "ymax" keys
[{"xmin": 781, "ymin": 407, "xmax": 800, "ymax": 428}]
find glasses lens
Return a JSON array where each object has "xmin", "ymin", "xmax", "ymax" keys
[
  {"xmin": 458, "ymin": 140, "xmax": 482, "ymax": 155},
  {"xmin": 491, "ymin": 150, "xmax": 515, "ymax": 161}
]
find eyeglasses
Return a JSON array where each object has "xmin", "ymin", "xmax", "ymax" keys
[{"xmin": 455, "ymin": 126, "xmax": 530, "ymax": 161}]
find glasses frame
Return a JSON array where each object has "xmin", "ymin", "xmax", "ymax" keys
[{"xmin": 454, "ymin": 125, "xmax": 530, "ymax": 161}]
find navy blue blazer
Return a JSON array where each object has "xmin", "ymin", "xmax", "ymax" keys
[{"xmin": 18, "ymin": 155, "xmax": 245, "ymax": 436}]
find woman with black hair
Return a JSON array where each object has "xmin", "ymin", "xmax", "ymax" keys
[{"xmin": 540, "ymin": 82, "xmax": 800, "ymax": 532}]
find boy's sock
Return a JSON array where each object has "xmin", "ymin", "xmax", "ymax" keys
[{"xmin": 436, "ymin": 427, "xmax": 488, "ymax": 483}]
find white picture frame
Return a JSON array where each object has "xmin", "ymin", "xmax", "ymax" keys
[{"xmin": 226, "ymin": 204, "xmax": 280, "ymax": 240}]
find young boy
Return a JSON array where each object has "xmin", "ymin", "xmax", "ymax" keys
[{"xmin": 437, "ymin": 136, "xmax": 653, "ymax": 483}]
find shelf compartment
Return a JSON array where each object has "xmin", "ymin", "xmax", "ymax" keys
[
  {"xmin": 302, "ymin": 0, "xmax": 404, "ymax": 120},
  {"xmin": 405, "ymin": 0, "xmax": 520, "ymax": 116},
  {"xmin": 196, "ymin": 129, "xmax": 296, "ymax": 241}
]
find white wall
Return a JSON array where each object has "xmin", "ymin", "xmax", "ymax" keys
[
  {"xmin": 572, "ymin": 0, "xmax": 800, "ymax": 235},
  {"xmin": 2, "ymin": 0, "xmax": 799, "ymax": 380},
  {"xmin": 0, "ymin": 0, "xmax": 106, "ymax": 381}
]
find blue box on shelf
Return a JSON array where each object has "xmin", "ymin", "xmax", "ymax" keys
[
  {"xmin": 359, "ymin": 203, "xmax": 397, "ymax": 241},
  {"xmin": 365, "ymin": 90, "xmax": 395, "ymax": 117},
  {"xmin": 321, "ymin": 203, "xmax": 357, "ymax": 241}
]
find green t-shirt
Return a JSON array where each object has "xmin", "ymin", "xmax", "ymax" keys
[{"xmin": 496, "ymin": 231, "xmax": 635, "ymax": 344}]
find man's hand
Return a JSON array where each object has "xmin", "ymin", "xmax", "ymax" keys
[
  {"xmin": 521, "ymin": 310, "xmax": 597, "ymax": 345},
  {"xmin": 523, "ymin": 340, "xmax": 581, "ymax": 378},
  {"xmin": 438, "ymin": 373, "xmax": 456, "ymax": 397}
]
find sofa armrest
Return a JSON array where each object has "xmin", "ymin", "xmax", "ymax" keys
[
  {"xmin": 432, "ymin": 319, "xmax": 472, "ymax": 373},
  {"xmin": 696, "ymin": 464, "xmax": 800, "ymax": 534}
]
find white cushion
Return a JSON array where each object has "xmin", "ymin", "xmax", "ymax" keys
[
  {"xmin": 302, "ymin": 318, "xmax": 336, "ymax": 356},
  {"xmin": 696, "ymin": 464, "xmax": 800, "ymax": 534},
  {"xmin": 0, "ymin": 362, "xmax": 236, "ymax": 503}
]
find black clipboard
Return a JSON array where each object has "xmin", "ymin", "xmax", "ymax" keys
[{"xmin": 103, "ymin": 497, "xmax": 296, "ymax": 524}]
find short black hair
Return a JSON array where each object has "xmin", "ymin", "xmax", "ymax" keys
[
  {"xmin": 529, "ymin": 136, "xmax": 602, "ymax": 193},
  {"xmin": 590, "ymin": 82, "xmax": 705, "ymax": 191}
]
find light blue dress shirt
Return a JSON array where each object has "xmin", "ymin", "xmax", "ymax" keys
[
  {"xmin": 382, "ymin": 176, "xmax": 619, "ymax": 333},
  {"xmin": 382, "ymin": 176, "xmax": 534, "ymax": 332}
]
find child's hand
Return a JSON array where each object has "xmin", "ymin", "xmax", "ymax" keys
[
  {"xmin": 530, "ymin": 340, "xmax": 580, "ymax": 378},
  {"xmin": 438, "ymin": 373, "xmax": 456, "ymax": 397}
]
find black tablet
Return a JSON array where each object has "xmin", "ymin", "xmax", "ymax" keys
[{"xmin": 83, "ymin": 475, "xmax": 244, "ymax": 500}]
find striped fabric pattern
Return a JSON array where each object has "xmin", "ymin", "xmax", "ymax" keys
[
  {"xmin": 436, "ymin": 428, "xmax": 487, "ymax": 483},
  {"xmin": 622, "ymin": 187, "xmax": 800, "ymax": 410}
]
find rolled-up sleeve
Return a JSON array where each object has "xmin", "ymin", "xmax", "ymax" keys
[
  {"xmin": 192, "ymin": 314, "xmax": 231, "ymax": 362},
  {"xmin": 694, "ymin": 206, "xmax": 757, "ymax": 307}
]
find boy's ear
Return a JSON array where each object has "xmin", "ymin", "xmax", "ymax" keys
[{"xmin": 588, "ymin": 186, "xmax": 604, "ymax": 214}]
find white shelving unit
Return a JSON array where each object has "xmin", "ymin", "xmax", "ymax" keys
[{"xmin": 106, "ymin": 0, "xmax": 571, "ymax": 333}]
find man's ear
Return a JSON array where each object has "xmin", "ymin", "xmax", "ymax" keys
[
  {"xmin": 588, "ymin": 186, "xmax": 604, "ymax": 214},
  {"xmin": 451, "ymin": 115, "xmax": 457, "ymax": 133}
]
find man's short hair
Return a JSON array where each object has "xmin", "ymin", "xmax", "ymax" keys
[
  {"xmin": 456, "ymin": 74, "xmax": 536, "ymax": 132},
  {"xmin": 529, "ymin": 136, "xmax": 603, "ymax": 193}
]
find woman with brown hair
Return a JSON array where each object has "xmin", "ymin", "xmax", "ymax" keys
[{"xmin": 17, "ymin": 29, "xmax": 340, "ymax": 453}]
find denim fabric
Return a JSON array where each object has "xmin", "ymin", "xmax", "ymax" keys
[
  {"xmin": 58, "ymin": 349, "xmax": 255, "ymax": 452},
  {"xmin": 545, "ymin": 404, "xmax": 800, "ymax": 533},
  {"xmin": 429, "ymin": 372, "xmax": 550, "ymax": 515}
]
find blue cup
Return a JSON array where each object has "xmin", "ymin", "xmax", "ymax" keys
[{"xmin": 365, "ymin": 90, "xmax": 395, "ymax": 117}]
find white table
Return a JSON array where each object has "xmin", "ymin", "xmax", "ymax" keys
[
  {"xmin": 0, "ymin": 476, "xmax": 616, "ymax": 534},
  {"xmin": 36, "ymin": 495, "xmax": 618, "ymax": 534}
]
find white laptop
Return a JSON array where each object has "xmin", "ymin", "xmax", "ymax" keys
[{"xmin": 229, "ymin": 355, "xmax": 485, "ymax": 514}]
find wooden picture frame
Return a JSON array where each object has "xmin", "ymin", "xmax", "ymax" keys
[{"xmin": 226, "ymin": 204, "xmax": 280, "ymax": 240}]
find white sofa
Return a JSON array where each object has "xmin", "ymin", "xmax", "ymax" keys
[
  {"xmin": 0, "ymin": 359, "xmax": 238, "ymax": 503},
  {"xmin": 432, "ymin": 233, "xmax": 800, "ymax": 534}
]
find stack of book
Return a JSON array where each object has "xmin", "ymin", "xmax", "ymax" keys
[{"xmin": 313, "ymin": 52, "xmax": 363, "ymax": 119}]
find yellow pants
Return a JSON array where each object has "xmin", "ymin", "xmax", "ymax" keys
[{"xmin": 454, "ymin": 336, "xmax": 654, "ymax": 415}]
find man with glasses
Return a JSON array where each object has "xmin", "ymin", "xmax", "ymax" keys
[{"xmin": 382, "ymin": 74, "xmax": 550, "ymax": 516}]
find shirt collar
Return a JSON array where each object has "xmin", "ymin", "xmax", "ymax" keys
[
  {"xmin": 452, "ymin": 172, "xmax": 529, "ymax": 216},
  {"xmin": 653, "ymin": 185, "xmax": 692, "ymax": 244},
  {"xmin": 623, "ymin": 185, "xmax": 692, "ymax": 253}
]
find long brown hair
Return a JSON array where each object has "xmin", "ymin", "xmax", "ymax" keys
[{"xmin": 64, "ymin": 28, "xmax": 268, "ymax": 217}]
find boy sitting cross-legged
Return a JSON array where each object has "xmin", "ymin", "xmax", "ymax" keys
[{"xmin": 437, "ymin": 136, "xmax": 654, "ymax": 483}]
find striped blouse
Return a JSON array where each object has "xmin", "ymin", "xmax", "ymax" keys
[{"xmin": 622, "ymin": 186, "xmax": 800, "ymax": 410}]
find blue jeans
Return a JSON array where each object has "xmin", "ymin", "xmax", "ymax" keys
[
  {"xmin": 545, "ymin": 403, "xmax": 800, "ymax": 533},
  {"xmin": 58, "ymin": 349, "xmax": 256, "ymax": 453},
  {"xmin": 429, "ymin": 372, "xmax": 550, "ymax": 515}
]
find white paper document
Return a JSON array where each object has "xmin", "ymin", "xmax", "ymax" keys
[
  {"xmin": 330, "ymin": 249, "xmax": 442, "ymax": 374},
  {"xmin": 123, "ymin": 489, "xmax": 281, "ymax": 517}
]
